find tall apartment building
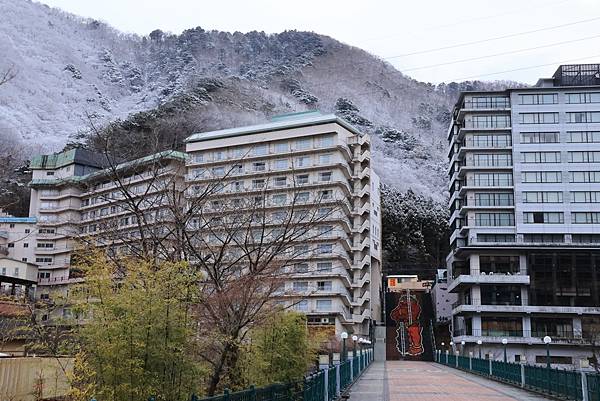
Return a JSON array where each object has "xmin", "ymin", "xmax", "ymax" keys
[
  {"xmin": 185, "ymin": 111, "xmax": 382, "ymax": 336},
  {"xmin": 447, "ymin": 64, "xmax": 600, "ymax": 368}
]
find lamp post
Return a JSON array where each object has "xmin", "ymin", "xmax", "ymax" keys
[
  {"xmin": 341, "ymin": 332, "xmax": 348, "ymax": 361},
  {"xmin": 352, "ymin": 335, "xmax": 358, "ymax": 358},
  {"xmin": 461, "ymin": 340, "xmax": 466, "ymax": 356},
  {"xmin": 477, "ymin": 339, "xmax": 482, "ymax": 359},
  {"xmin": 543, "ymin": 336, "xmax": 552, "ymax": 369},
  {"xmin": 501, "ymin": 338, "xmax": 508, "ymax": 362}
]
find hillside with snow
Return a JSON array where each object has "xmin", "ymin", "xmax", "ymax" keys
[{"xmin": 0, "ymin": 0, "xmax": 519, "ymax": 200}]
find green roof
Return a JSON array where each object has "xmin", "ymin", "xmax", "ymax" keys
[{"xmin": 30, "ymin": 148, "xmax": 107, "ymax": 170}]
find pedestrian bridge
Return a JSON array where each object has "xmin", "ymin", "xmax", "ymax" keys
[{"xmin": 347, "ymin": 360, "xmax": 554, "ymax": 401}]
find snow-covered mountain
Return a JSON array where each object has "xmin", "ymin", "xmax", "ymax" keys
[{"xmin": 0, "ymin": 0, "xmax": 518, "ymax": 200}]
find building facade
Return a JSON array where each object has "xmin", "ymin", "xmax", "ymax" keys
[
  {"xmin": 185, "ymin": 112, "xmax": 382, "ymax": 337},
  {"xmin": 447, "ymin": 64, "xmax": 600, "ymax": 368}
]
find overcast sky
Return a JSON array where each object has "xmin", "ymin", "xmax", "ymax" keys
[{"xmin": 38, "ymin": 0, "xmax": 600, "ymax": 85}]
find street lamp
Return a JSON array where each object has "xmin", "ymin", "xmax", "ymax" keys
[
  {"xmin": 341, "ymin": 332, "xmax": 348, "ymax": 361},
  {"xmin": 543, "ymin": 336, "xmax": 552, "ymax": 369},
  {"xmin": 501, "ymin": 338, "xmax": 508, "ymax": 362},
  {"xmin": 352, "ymin": 335, "xmax": 358, "ymax": 358},
  {"xmin": 477, "ymin": 339, "xmax": 482, "ymax": 359},
  {"xmin": 461, "ymin": 340, "xmax": 466, "ymax": 356}
]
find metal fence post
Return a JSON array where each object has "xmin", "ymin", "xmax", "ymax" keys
[
  {"xmin": 520, "ymin": 364, "xmax": 525, "ymax": 388},
  {"xmin": 455, "ymin": 352, "xmax": 459, "ymax": 368},
  {"xmin": 489, "ymin": 358, "xmax": 493, "ymax": 376},
  {"xmin": 469, "ymin": 356, "xmax": 472, "ymax": 371},
  {"xmin": 323, "ymin": 368, "xmax": 329, "ymax": 401},
  {"xmin": 582, "ymin": 371, "xmax": 589, "ymax": 401},
  {"xmin": 223, "ymin": 389, "xmax": 230, "ymax": 401},
  {"xmin": 350, "ymin": 357, "xmax": 354, "ymax": 382},
  {"xmin": 336, "ymin": 364, "xmax": 341, "ymax": 397}
]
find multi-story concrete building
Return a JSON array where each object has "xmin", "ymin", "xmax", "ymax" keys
[
  {"xmin": 447, "ymin": 64, "xmax": 600, "ymax": 368},
  {"xmin": 185, "ymin": 111, "xmax": 382, "ymax": 336}
]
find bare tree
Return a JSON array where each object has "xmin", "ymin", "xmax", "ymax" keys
[
  {"xmin": 0, "ymin": 66, "xmax": 16, "ymax": 87},
  {"xmin": 73, "ymin": 126, "xmax": 345, "ymax": 394}
]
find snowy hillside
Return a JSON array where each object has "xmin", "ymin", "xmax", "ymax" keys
[{"xmin": 0, "ymin": 0, "xmax": 519, "ymax": 200}]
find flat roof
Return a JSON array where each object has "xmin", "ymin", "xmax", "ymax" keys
[{"xmin": 186, "ymin": 113, "xmax": 363, "ymax": 143}]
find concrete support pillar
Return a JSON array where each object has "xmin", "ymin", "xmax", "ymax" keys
[
  {"xmin": 472, "ymin": 285, "xmax": 481, "ymax": 306},
  {"xmin": 522, "ymin": 316, "xmax": 531, "ymax": 337},
  {"xmin": 574, "ymin": 317, "xmax": 583, "ymax": 338},
  {"xmin": 519, "ymin": 255, "xmax": 527, "ymax": 275},
  {"xmin": 469, "ymin": 254, "xmax": 480, "ymax": 275},
  {"xmin": 520, "ymin": 286, "xmax": 529, "ymax": 306},
  {"xmin": 473, "ymin": 315, "xmax": 482, "ymax": 336}
]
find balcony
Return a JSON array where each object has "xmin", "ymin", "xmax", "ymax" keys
[
  {"xmin": 448, "ymin": 273, "xmax": 529, "ymax": 292},
  {"xmin": 463, "ymin": 98, "xmax": 511, "ymax": 110},
  {"xmin": 452, "ymin": 329, "xmax": 591, "ymax": 345}
]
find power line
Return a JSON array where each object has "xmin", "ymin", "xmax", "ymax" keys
[{"xmin": 383, "ymin": 15, "xmax": 600, "ymax": 59}]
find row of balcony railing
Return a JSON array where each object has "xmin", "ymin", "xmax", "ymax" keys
[{"xmin": 453, "ymin": 328, "xmax": 589, "ymax": 341}]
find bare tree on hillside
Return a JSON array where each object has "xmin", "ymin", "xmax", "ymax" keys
[{"xmin": 0, "ymin": 66, "xmax": 16, "ymax": 87}]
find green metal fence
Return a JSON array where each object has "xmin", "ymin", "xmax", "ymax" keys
[
  {"xmin": 193, "ymin": 348, "xmax": 373, "ymax": 401},
  {"xmin": 436, "ymin": 351, "xmax": 598, "ymax": 401}
]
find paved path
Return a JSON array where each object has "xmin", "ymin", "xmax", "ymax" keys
[{"xmin": 347, "ymin": 360, "xmax": 554, "ymax": 401}]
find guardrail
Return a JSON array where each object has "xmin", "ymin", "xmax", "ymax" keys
[
  {"xmin": 435, "ymin": 351, "xmax": 600, "ymax": 401},
  {"xmin": 196, "ymin": 349, "xmax": 374, "ymax": 401}
]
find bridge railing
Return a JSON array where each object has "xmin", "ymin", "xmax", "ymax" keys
[{"xmin": 435, "ymin": 351, "xmax": 598, "ymax": 401}]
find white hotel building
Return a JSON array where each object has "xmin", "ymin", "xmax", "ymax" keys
[
  {"xmin": 2, "ymin": 111, "xmax": 381, "ymax": 336},
  {"xmin": 447, "ymin": 64, "xmax": 600, "ymax": 368}
]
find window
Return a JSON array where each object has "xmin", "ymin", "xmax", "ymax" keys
[
  {"xmin": 467, "ymin": 115, "xmax": 511, "ymax": 128},
  {"xmin": 569, "ymin": 151, "xmax": 600, "ymax": 163},
  {"xmin": 14, "ymin": 268, "xmax": 19, "ymax": 276},
  {"xmin": 472, "ymin": 173, "xmax": 512, "ymax": 186},
  {"xmin": 535, "ymin": 356, "xmax": 572, "ymax": 365},
  {"xmin": 274, "ymin": 159, "xmax": 288, "ymax": 170},
  {"xmin": 296, "ymin": 156, "xmax": 311, "ymax": 167},
  {"xmin": 317, "ymin": 261, "xmax": 333, "ymax": 272},
  {"xmin": 318, "ymin": 154, "xmax": 332, "ymax": 165},
  {"xmin": 318, "ymin": 207, "xmax": 333, "ymax": 217},
  {"xmin": 294, "ymin": 244, "xmax": 309, "ymax": 256},
  {"xmin": 38, "ymin": 272, "xmax": 51, "ymax": 279},
  {"xmin": 35, "ymin": 257, "xmax": 53, "ymax": 263},
  {"xmin": 523, "ymin": 212, "xmax": 564, "ymax": 224},
  {"xmin": 317, "ymin": 136, "xmax": 334, "ymax": 147},
  {"xmin": 318, "ymin": 244, "xmax": 333, "ymax": 254},
  {"xmin": 39, "ymin": 228, "xmax": 55, "ymax": 234},
  {"xmin": 274, "ymin": 142, "xmax": 288, "ymax": 153},
  {"xmin": 477, "ymin": 234, "xmax": 515, "ymax": 243},
  {"xmin": 294, "ymin": 263, "xmax": 308, "ymax": 273},
  {"xmin": 570, "ymin": 171, "xmax": 600, "ymax": 183},
  {"xmin": 573, "ymin": 234, "xmax": 600, "ymax": 244},
  {"xmin": 523, "ymin": 234, "xmax": 564, "ymax": 243},
  {"xmin": 296, "ymin": 174, "xmax": 309, "ymax": 185},
  {"xmin": 521, "ymin": 152, "xmax": 560, "ymax": 163},
  {"xmin": 296, "ymin": 192, "xmax": 310, "ymax": 203},
  {"xmin": 566, "ymin": 92, "xmax": 600, "ymax": 104},
  {"xmin": 253, "ymin": 144, "xmax": 268, "ymax": 156},
  {"xmin": 319, "ymin": 172, "xmax": 332, "ymax": 182},
  {"xmin": 232, "ymin": 164, "xmax": 243, "ymax": 174},
  {"xmin": 567, "ymin": 112, "xmax": 600, "ymax": 123},
  {"xmin": 318, "ymin": 225, "xmax": 333, "ymax": 236},
  {"xmin": 464, "ymin": 96, "xmax": 509, "ymax": 109},
  {"xmin": 520, "ymin": 132, "xmax": 560, "ymax": 144},
  {"xmin": 519, "ymin": 93, "xmax": 558, "ymax": 105},
  {"xmin": 472, "ymin": 153, "xmax": 512, "ymax": 166},
  {"xmin": 571, "ymin": 191, "xmax": 600, "ymax": 203},
  {"xmin": 253, "ymin": 162, "xmax": 266, "ymax": 172},
  {"xmin": 319, "ymin": 190, "xmax": 333, "ymax": 200},
  {"xmin": 467, "ymin": 134, "xmax": 511, "ymax": 147},
  {"xmin": 568, "ymin": 131, "xmax": 600, "ymax": 143},
  {"xmin": 519, "ymin": 112, "xmax": 559, "ymax": 124},
  {"xmin": 213, "ymin": 150, "xmax": 225, "ymax": 161},
  {"xmin": 474, "ymin": 213, "xmax": 515, "ymax": 226},
  {"xmin": 274, "ymin": 176, "xmax": 287, "ymax": 187},
  {"xmin": 272, "ymin": 194, "xmax": 287, "ymax": 205},
  {"xmin": 119, "ymin": 217, "xmax": 130, "ymax": 226},
  {"xmin": 231, "ymin": 181, "xmax": 243, "ymax": 192},
  {"xmin": 317, "ymin": 281, "xmax": 332, "ymax": 291},
  {"xmin": 23, "ymin": 243, "xmax": 28, "ymax": 248},
  {"xmin": 293, "ymin": 281, "xmax": 309, "ymax": 291},
  {"xmin": 522, "ymin": 171, "xmax": 562, "ymax": 183},
  {"xmin": 193, "ymin": 153, "xmax": 204, "ymax": 163},
  {"xmin": 252, "ymin": 179, "xmax": 265, "ymax": 189},
  {"xmin": 295, "ymin": 138, "xmax": 311, "ymax": 150},
  {"xmin": 295, "ymin": 300, "xmax": 308, "ymax": 311},
  {"xmin": 572, "ymin": 212, "xmax": 600, "ymax": 224},
  {"xmin": 36, "ymin": 242, "xmax": 54, "ymax": 248},
  {"xmin": 522, "ymin": 192, "xmax": 563, "ymax": 203},
  {"xmin": 46, "ymin": 171, "xmax": 55, "ymax": 176},
  {"xmin": 212, "ymin": 166, "xmax": 225, "ymax": 176},
  {"xmin": 316, "ymin": 299, "xmax": 332, "ymax": 311},
  {"xmin": 474, "ymin": 193, "xmax": 513, "ymax": 206}
]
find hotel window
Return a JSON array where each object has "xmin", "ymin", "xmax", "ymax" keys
[
  {"xmin": 253, "ymin": 144, "xmax": 268, "ymax": 156},
  {"xmin": 522, "ymin": 191, "xmax": 563, "ymax": 203},
  {"xmin": 522, "ymin": 151, "xmax": 560, "ymax": 163},
  {"xmin": 316, "ymin": 300, "xmax": 332, "ymax": 311},
  {"xmin": 474, "ymin": 193, "xmax": 513, "ymax": 206},
  {"xmin": 318, "ymin": 244, "xmax": 334, "ymax": 254},
  {"xmin": 318, "ymin": 154, "xmax": 332, "ymax": 165},
  {"xmin": 232, "ymin": 147, "xmax": 245, "ymax": 158},
  {"xmin": 274, "ymin": 142, "xmax": 288, "ymax": 153},
  {"xmin": 572, "ymin": 212, "xmax": 600, "ymax": 224},
  {"xmin": 317, "ymin": 281, "xmax": 332, "ymax": 291},
  {"xmin": 468, "ymin": 115, "xmax": 511, "ymax": 129},
  {"xmin": 274, "ymin": 159, "xmax": 288, "ymax": 170},
  {"xmin": 477, "ymin": 234, "xmax": 515, "ymax": 243},
  {"xmin": 213, "ymin": 150, "xmax": 225, "ymax": 161},
  {"xmin": 520, "ymin": 132, "xmax": 559, "ymax": 144},
  {"xmin": 7, "ymin": 243, "xmax": 14, "ymax": 248},
  {"xmin": 193, "ymin": 153, "xmax": 204, "ymax": 163},
  {"xmin": 295, "ymin": 138, "xmax": 311, "ymax": 150},
  {"xmin": 253, "ymin": 162, "xmax": 266, "ymax": 172},
  {"xmin": 296, "ymin": 156, "xmax": 311, "ymax": 167},
  {"xmin": 295, "ymin": 300, "xmax": 308, "ymax": 311},
  {"xmin": 272, "ymin": 194, "xmax": 287, "ymax": 205},
  {"xmin": 570, "ymin": 171, "xmax": 600, "ymax": 183},
  {"xmin": 232, "ymin": 164, "xmax": 243, "ymax": 174},
  {"xmin": 566, "ymin": 92, "xmax": 600, "ymax": 104},
  {"xmin": 274, "ymin": 176, "xmax": 287, "ymax": 187},
  {"xmin": 474, "ymin": 213, "xmax": 514, "ymax": 226},
  {"xmin": 252, "ymin": 179, "xmax": 265, "ymax": 189},
  {"xmin": 567, "ymin": 112, "xmax": 600, "ymax": 123},
  {"xmin": 523, "ymin": 212, "xmax": 563, "ymax": 224},
  {"xmin": 523, "ymin": 234, "xmax": 564, "ymax": 243},
  {"xmin": 296, "ymin": 192, "xmax": 310, "ymax": 203},
  {"xmin": 37, "ymin": 242, "xmax": 54, "ymax": 248},
  {"xmin": 318, "ymin": 207, "xmax": 333, "ymax": 217},
  {"xmin": 212, "ymin": 166, "xmax": 225, "ymax": 176},
  {"xmin": 519, "ymin": 113, "xmax": 559, "ymax": 124},
  {"xmin": 472, "ymin": 172, "xmax": 512, "ymax": 186},
  {"xmin": 293, "ymin": 281, "xmax": 309, "ymax": 291},
  {"xmin": 468, "ymin": 134, "xmax": 511, "ymax": 147},
  {"xmin": 518, "ymin": 93, "xmax": 558, "ymax": 105},
  {"xmin": 568, "ymin": 131, "xmax": 600, "ymax": 143},
  {"xmin": 319, "ymin": 190, "xmax": 333, "ymax": 200},
  {"xmin": 472, "ymin": 153, "xmax": 512, "ymax": 166},
  {"xmin": 319, "ymin": 172, "xmax": 332, "ymax": 182},
  {"xmin": 571, "ymin": 191, "xmax": 600, "ymax": 203},
  {"xmin": 317, "ymin": 136, "xmax": 334, "ymax": 147},
  {"xmin": 296, "ymin": 174, "xmax": 309, "ymax": 185},
  {"xmin": 569, "ymin": 151, "xmax": 600, "ymax": 163},
  {"xmin": 521, "ymin": 171, "xmax": 562, "ymax": 183},
  {"xmin": 294, "ymin": 263, "xmax": 309, "ymax": 273},
  {"xmin": 317, "ymin": 261, "xmax": 333, "ymax": 272},
  {"xmin": 573, "ymin": 234, "xmax": 600, "ymax": 244},
  {"xmin": 294, "ymin": 244, "xmax": 309, "ymax": 256},
  {"xmin": 231, "ymin": 181, "xmax": 243, "ymax": 192}
]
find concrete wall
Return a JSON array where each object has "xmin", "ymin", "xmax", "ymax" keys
[{"xmin": 0, "ymin": 357, "xmax": 73, "ymax": 401}]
